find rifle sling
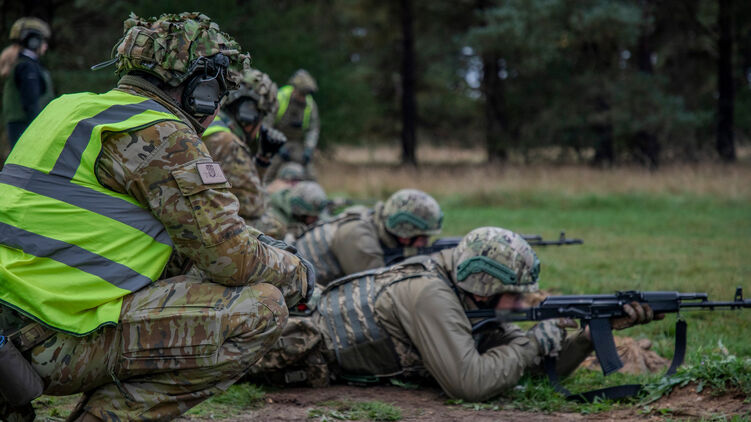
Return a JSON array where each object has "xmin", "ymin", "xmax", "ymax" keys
[{"xmin": 544, "ymin": 319, "xmax": 687, "ymax": 402}]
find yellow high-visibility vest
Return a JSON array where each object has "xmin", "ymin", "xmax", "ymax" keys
[
  {"xmin": 276, "ymin": 85, "xmax": 313, "ymax": 130},
  {"xmin": 0, "ymin": 89, "xmax": 180, "ymax": 335}
]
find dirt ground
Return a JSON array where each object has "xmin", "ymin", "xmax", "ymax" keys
[{"xmin": 177, "ymin": 383, "xmax": 751, "ymax": 422}]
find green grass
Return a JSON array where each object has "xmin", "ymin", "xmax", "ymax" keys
[
  {"xmin": 185, "ymin": 383, "xmax": 267, "ymax": 418},
  {"xmin": 307, "ymin": 400, "xmax": 402, "ymax": 421},
  {"xmin": 437, "ymin": 190, "xmax": 751, "ymax": 412}
]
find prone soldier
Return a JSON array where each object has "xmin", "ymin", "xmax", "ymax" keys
[
  {"xmin": 248, "ymin": 227, "xmax": 659, "ymax": 401},
  {"xmin": 268, "ymin": 181, "xmax": 329, "ymax": 243},
  {"xmin": 0, "ymin": 13, "xmax": 312, "ymax": 421},
  {"xmin": 294, "ymin": 188, "xmax": 443, "ymax": 286}
]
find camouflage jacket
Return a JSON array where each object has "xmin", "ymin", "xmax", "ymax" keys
[
  {"xmin": 202, "ymin": 112, "xmax": 268, "ymax": 222},
  {"xmin": 94, "ymin": 75, "xmax": 308, "ymax": 305},
  {"xmin": 317, "ymin": 250, "xmax": 593, "ymax": 402},
  {"xmin": 295, "ymin": 207, "xmax": 396, "ymax": 286}
]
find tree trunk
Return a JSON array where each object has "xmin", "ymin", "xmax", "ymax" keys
[
  {"xmin": 482, "ymin": 54, "xmax": 510, "ymax": 163},
  {"xmin": 634, "ymin": 1, "xmax": 660, "ymax": 169},
  {"xmin": 400, "ymin": 0, "xmax": 417, "ymax": 166},
  {"xmin": 717, "ymin": 0, "xmax": 736, "ymax": 162},
  {"xmin": 592, "ymin": 96, "xmax": 614, "ymax": 167}
]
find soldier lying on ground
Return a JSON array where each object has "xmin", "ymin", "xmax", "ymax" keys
[
  {"xmin": 294, "ymin": 188, "xmax": 443, "ymax": 286},
  {"xmin": 248, "ymin": 227, "xmax": 658, "ymax": 402},
  {"xmin": 202, "ymin": 67, "xmax": 288, "ymax": 236},
  {"xmin": 268, "ymin": 181, "xmax": 329, "ymax": 243},
  {"xmin": 0, "ymin": 13, "xmax": 313, "ymax": 421}
]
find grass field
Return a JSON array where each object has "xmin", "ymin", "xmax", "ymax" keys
[
  {"xmin": 318, "ymin": 159, "xmax": 751, "ymax": 405},
  {"xmin": 32, "ymin": 159, "xmax": 751, "ymax": 419}
]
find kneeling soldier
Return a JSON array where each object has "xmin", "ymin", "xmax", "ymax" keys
[{"xmin": 0, "ymin": 13, "xmax": 312, "ymax": 421}]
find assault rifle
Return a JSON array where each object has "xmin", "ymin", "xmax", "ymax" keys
[
  {"xmin": 383, "ymin": 231, "xmax": 582, "ymax": 266},
  {"xmin": 466, "ymin": 287, "xmax": 751, "ymax": 402}
]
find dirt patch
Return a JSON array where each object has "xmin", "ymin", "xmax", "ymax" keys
[{"xmin": 177, "ymin": 383, "xmax": 750, "ymax": 421}]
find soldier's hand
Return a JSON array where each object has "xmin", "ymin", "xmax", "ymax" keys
[
  {"xmin": 611, "ymin": 302, "xmax": 664, "ymax": 330},
  {"xmin": 259, "ymin": 126, "xmax": 287, "ymax": 159},
  {"xmin": 527, "ymin": 319, "xmax": 568, "ymax": 357}
]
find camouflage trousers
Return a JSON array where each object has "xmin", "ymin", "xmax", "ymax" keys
[
  {"xmin": 246, "ymin": 314, "xmax": 331, "ymax": 387},
  {"xmin": 21, "ymin": 274, "xmax": 288, "ymax": 421}
]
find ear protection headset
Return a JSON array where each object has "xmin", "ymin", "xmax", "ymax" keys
[
  {"xmin": 181, "ymin": 53, "xmax": 230, "ymax": 117},
  {"xmin": 19, "ymin": 29, "xmax": 45, "ymax": 51}
]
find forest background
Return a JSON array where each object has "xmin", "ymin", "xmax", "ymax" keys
[{"xmin": 2, "ymin": 0, "xmax": 751, "ymax": 168}]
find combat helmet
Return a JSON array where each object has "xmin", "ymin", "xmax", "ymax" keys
[
  {"xmin": 288, "ymin": 69, "xmax": 318, "ymax": 93},
  {"xmin": 225, "ymin": 68, "xmax": 278, "ymax": 124},
  {"xmin": 288, "ymin": 181, "xmax": 328, "ymax": 217},
  {"xmin": 381, "ymin": 189, "xmax": 442, "ymax": 239},
  {"xmin": 10, "ymin": 17, "xmax": 51, "ymax": 49},
  {"xmin": 111, "ymin": 12, "xmax": 249, "ymax": 87},
  {"xmin": 452, "ymin": 227, "xmax": 540, "ymax": 297},
  {"xmin": 277, "ymin": 162, "xmax": 305, "ymax": 182}
]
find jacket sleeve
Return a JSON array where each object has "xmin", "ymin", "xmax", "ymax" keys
[
  {"xmin": 331, "ymin": 219, "xmax": 385, "ymax": 275},
  {"xmin": 96, "ymin": 120, "xmax": 307, "ymax": 304},
  {"xmin": 389, "ymin": 280, "xmax": 540, "ymax": 402},
  {"xmin": 14, "ymin": 59, "xmax": 43, "ymax": 121},
  {"xmin": 203, "ymin": 131, "xmax": 267, "ymax": 222}
]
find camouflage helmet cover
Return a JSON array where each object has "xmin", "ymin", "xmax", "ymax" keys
[
  {"xmin": 381, "ymin": 189, "xmax": 442, "ymax": 238},
  {"xmin": 277, "ymin": 162, "xmax": 305, "ymax": 182},
  {"xmin": 288, "ymin": 69, "xmax": 318, "ymax": 93},
  {"xmin": 9, "ymin": 17, "xmax": 51, "ymax": 42},
  {"xmin": 113, "ymin": 12, "xmax": 250, "ymax": 88},
  {"xmin": 288, "ymin": 181, "xmax": 328, "ymax": 217},
  {"xmin": 452, "ymin": 227, "xmax": 540, "ymax": 296},
  {"xmin": 225, "ymin": 68, "xmax": 279, "ymax": 115}
]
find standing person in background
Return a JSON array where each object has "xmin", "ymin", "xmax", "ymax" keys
[
  {"xmin": 265, "ymin": 69, "xmax": 320, "ymax": 181},
  {"xmin": 1, "ymin": 17, "xmax": 53, "ymax": 148}
]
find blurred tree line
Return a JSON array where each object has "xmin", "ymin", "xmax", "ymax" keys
[{"xmin": 1, "ymin": 0, "xmax": 750, "ymax": 166}]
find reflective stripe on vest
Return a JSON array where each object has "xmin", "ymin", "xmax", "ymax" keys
[
  {"xmin": 275, "ymin": 85, "xmax": 313, "ymax": 131},
  {"xmin": 0, "ymin": 89, "xmax": 180, "ymax": 336},
  {"xmin": 202, "ymin": 114, "xmax": 231, "ymax": 138}
]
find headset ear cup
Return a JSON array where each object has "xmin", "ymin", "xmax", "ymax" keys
[{"xmin": 181, "ymin": 75, "xmax": 222, "ymax": 117}]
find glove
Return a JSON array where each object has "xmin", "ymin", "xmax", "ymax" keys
[
  {"xmin": 278, "ymin": 145, "xmax": 292, "ymax": 161},
  {"xmin": 258, "ymin": 126, "xmax": 287, "ymax": 159},
  {"xmin": 257, "ymin": 233, "xmax": 297, "ymax": 254},
  {"xmin": 611, "ymin": 302, "xmax": 662, "ymax": 330},
  {"xmin": 527, "ymin": 319, "xmax": 572, "ymax": 357},
  {"xmin": 257, "ymin": 234, "xmax": 315, "ymax": 302},
  {"xmin": 302, "ymin": 147, "xmax": 313, "ymax": 165},
  {"xmin": 297, "ymin": 255, "xmax": 316, "ymax": 302}
]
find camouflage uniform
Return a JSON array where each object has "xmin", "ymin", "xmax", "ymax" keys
[
  {"xmin": 266, "ymin": 162, "xmax": 305, "ymax": 195},
  {"xmin": 264, "ymin": 70, "xmax": 320, "ymax": 181},
  {"xmin": 294, "ymin": 189, "xmax": 442, "ymax": 286},
  {"xmin": 0, "ymin": 13, "xmax": 309, "ymax": 421},
  {"xmin": 202, "ymin": 68, "xmax": 284, "ymax": 237},
  {"xmin": 249, "ymin": 228, "xmax": 594, "ymax": 402},
  {"xmin": 268, "ymin": 181, "xmax": 328, "ymax": 243}
]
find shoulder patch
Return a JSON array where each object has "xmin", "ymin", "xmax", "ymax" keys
[{"xmin": 196, "ymin": 162, "xmax": 228, "ymax": 184}]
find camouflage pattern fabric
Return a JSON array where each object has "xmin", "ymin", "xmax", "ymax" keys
[
  {"xmin": 526, "ymin": 320, "xmax": 566, "ymax": 357},
  {"xmin": 452, "ymin": 227, "xmax": 540, "ymax": 297},
  {"xmin": 379, "ymin": 189, "xmax": 443, "ymax": 239},
  {"xmin": 103, "ymin": 78, "xmax": 308, "ymax": 306},
  {"xmin": 27, "ymin": 274, "xmax": 287, "ymax": 420},
  {"xmin": 294, "ymin": 211, "xmax": 386, "ymax": 286},
  {"xmin": 248, "ymin": 248, "xmax": 595, "ymax": 402},
  {"xmin": 114, "ymin": 12, "xmax": 250, "ymax": 88},
  {"xmin": 262, "ymin": 92, "xmax": 319, "ymax": 181},
  {"xmin": 288, "ymin": 69, "xmax": 318, "ymax": 93},
  {"xmin": 202, "ymin": 112, "xmax": 268, "ymax": 222}
]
